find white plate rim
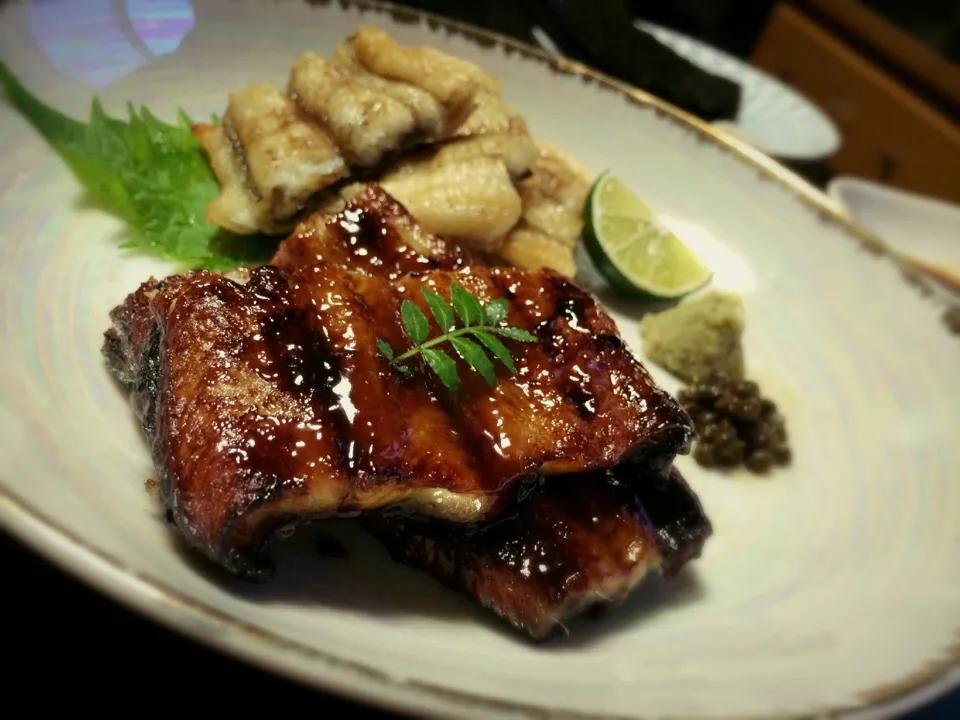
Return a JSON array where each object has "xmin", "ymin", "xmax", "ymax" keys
[{"xmin": 0, "ymin": 1, "xmax": 958, "ymax": 718}]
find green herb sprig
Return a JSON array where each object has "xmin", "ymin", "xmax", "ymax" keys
[
  {"xmin": 377, "ymin": 283, "xmax": 537, "ymax": 393},
  {"xmin": 0, "ymin": 62, "xmax": 276, "ymax": 270}
]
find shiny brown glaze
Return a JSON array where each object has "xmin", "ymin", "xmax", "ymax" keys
[
  {"xmin": 105, "ymin": 261, "xmax": 693, "ymax": 576},
  {"xmin": 285, "ymin": 262, "xmax": 695, "ymax": 502},
  {"xmin": 365, "ymin": 464, "xmax": 711, "ymax": 640},
  {"xmin": 271, "ymin": 184, "xmax": 476, "ymax": 278},
  {"xmin": 107, "ymin": 267, "xmax": 321, "ymax": 575},
  {"xmin": 105, "ymin": 186, "xmax": 701, "ymax": 586},
  {"xmin": 384, "ymin": 266, "xmax": 695, "ymax": 481}
]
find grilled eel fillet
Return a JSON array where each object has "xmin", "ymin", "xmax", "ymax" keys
[
  {"xmin": 498, "ymin": 142, "xmax": 593, "ymax": 278},
  {"xmin": 193, "ymin": 25, "xmax": 532, "ymax": 237},
  {"xmin": 365, "ymin": 463, "xmax": 710, "ymax": 640},
  {"xmin": 104, "ymin": 253, "xmax": 693, "ymax": 577},
  {"xmin": 375, "ymin": 121, "xmax": 537, "ymax": 251},
  {"xmin": 104, "ymin": 185, "xmax": 706, "ymax": 640}
]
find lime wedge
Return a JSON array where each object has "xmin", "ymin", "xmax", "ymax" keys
[{"xmin": 584, "ymin": 172, "xmax": 713, "ymax": 299}]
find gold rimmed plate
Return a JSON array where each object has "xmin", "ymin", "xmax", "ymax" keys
[{"xmin": 0, "ymin": 1, "xmax": 958, "ymax": 718}]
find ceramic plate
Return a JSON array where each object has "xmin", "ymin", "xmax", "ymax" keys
[
  {"xmin": 1, "ymin": 2, "xmax": 958, "ymax": 719},
  {"xmin": 828, "ymin": 177, "xmax": 960, "ymax": 294},
  {"xmin": 629, "ymin": 20, "xmax": 842, "ymax": 161}
]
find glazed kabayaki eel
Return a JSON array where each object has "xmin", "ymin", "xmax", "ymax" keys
[{"xmin": 104, "ymin": 186, "xmax": 711, "ymax": 638}]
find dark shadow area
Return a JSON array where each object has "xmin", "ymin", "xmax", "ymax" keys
[
  {"xmin": 159, "ymin": 515, "xmax": 537, "ymax": 644},
  {"xmin": 1, "ymin": 530, "xmax": 386, "ymax": 715},
  {"xmin": 545, "ymin": 566, "xmax": 706, "ymax": 650},
  {"xmin": 217, "ymin": 520, "xmax": 482, "ymax": 624},
  {"xmin": 162, "ymin": 504, "xmax": 709, "ymax": 648},
  {"xmin": 590, "ymin": 288, "xmax": 682, "ymax": 323}
]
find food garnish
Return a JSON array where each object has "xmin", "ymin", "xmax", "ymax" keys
[
  {"xmin": 638, "ymin": 289, "xmax": 745, "ymax": 384},
  {"xmin": 0, "ymin": 62, "xmax": 276, "ymax": 271},
  {"xmin": 2, "ymin": 46, "xmax": 591, "ymax": 278},
  {"xmin": 638, "ymin": 291, "xmax": 791, "ymax": 474},
  {"xmin": 678, "ymin": 375, "xmax": 791, "ymax": 474},
  {"xmin": 584, "ymin": 171, "xmax": 713, "ymax": 299},
  {"xmin": 376, "ymin": 284, "xmax": 537, "ymax": 393}
]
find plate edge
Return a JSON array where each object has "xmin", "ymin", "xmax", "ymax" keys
[
  {"xmin": 0, "ymin": 482, "xmax": 932, "ymax": 720},
  {"xmin": 0, "ymin": 0, "xmax": 958, "ymax": 717}
]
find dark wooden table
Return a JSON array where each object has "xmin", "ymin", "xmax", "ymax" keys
[{"xmin": 5, "ymin": 2, "xmax": 957, "ymax": 717}]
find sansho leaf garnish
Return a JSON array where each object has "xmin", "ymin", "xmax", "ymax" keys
[{"xmin": 377, "ymin": 283, "xmax": 537, "ymax": 393}]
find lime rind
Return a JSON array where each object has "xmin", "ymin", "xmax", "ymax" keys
[{"xmin": 584, "ymin": 172, "xmax": 713, "ymax": 300}]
